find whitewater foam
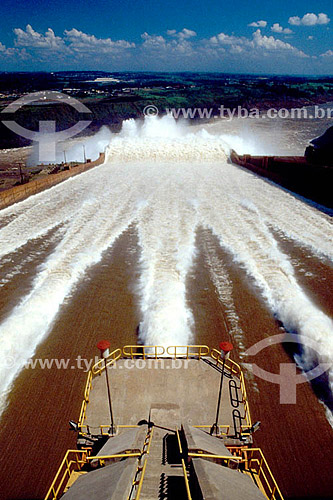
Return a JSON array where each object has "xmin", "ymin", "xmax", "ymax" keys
[
  {"xmin": 106, "ymin": 115, "xmax": 229, "ymax": 163},
  {"xmin": 136, "ymin": 164, "xmax": 198, "ymax": 346},
  {"xmin": 0, "ymin": 114, "xmax": 332, "ymax": 420},
  {"xmin": 0, "ymin": 162, "xmax": 144, "ymax": 412}
]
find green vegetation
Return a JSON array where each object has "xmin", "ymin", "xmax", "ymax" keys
[{"xmin": 1, "ymin": 72, "xmax": 333, "ymax": 148}]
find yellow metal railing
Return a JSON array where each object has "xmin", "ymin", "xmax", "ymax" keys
[
  {"xmin": 123, "ymin": 345, "xmax": 165, "ymax": 359},
  {"xmin": 129, "ymin": 426, "xmax": 154, "ymax": 500},
  {"xmin": 77, "ymin": 345, "xmax": 252, "ymax": 436},
  {"xmin": 80, "ymin": 424, "xmax": 138, "ymax": 436},
  {"xmin": 78, "ymin": 370, "xmax": 93, "ymax": 431},
  {"xmin": 188, "ymin": 452, "xmax": 243, "ymax": 464},
  {"xmin": 44, "ymin": 450, "xmax": 88, "ymax": 500},
  {"xmin": 45, "ymin": 345, "xmax": 283, "ymax": 500},
  {"xmin": 78, "ymin": 348, "xmax": 121, "ymax": 432},
  {"xmin": 135, "ymin": 459, "xmax": 148, "ymax": 499},
  {"xmin": 176, "ymin": 429, "xmax": 192, "ymax": 500},
  {"xmin": 84, "ymin": 370, "xmax": 93, "ymax": 400},
  {"xmin": 123, "ymin": 345, "xmax": 210, "ymax": 360},
  {"xmin": 144, "ymin": 426, "xmax": 154, "ymax": 456},
  {"xmin": 166, "ymin": 345, "xmax": 210, "ymax": 359},
  {"xmin": 227, "ymin": 447, "xmax": 284, "ymax": 500},
  {"xmin": 86, "ymin": 451, "xmax": 141, "ymax": 467},
  {"xmin": 211, "ymin": 348, "xmax": 252, "ymax": 430},
  {"xmin": 79, "ymin": 423, "xmax": 110, "ymax": 436},
  {"xmin": 211, "ymin": 348, "xmax": 241, "ymax": 375},
  {"xmin": 78, "ymin": 398, "xmax": 88, "ymax": 432},
  {"xmin": 92, "ymin": 348, "xmax": 122, "ymax": 375}
]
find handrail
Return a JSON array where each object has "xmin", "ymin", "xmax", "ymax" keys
[
  {"xmin": 123, "ymin": 345, "xmax": 165, "ymax": 359},
  {"xmin": 84, "ymin": 370, "xmax": 92, "ymax": 401},
  {"xmin": 77, "ymin": 372, "xmax": 93, "ymax": 431},
  {"xmin": 77, "ymin": 345, "xmax": 251, "ymax": 438},
  {"xmin": 127, "ymin": 426, "xmax": 154, "ymax": 500},
  {"xmin": 211, "ymin": 348, "xmax": 241, "ymax": 376},
  {"xmin": 86, "ymin": 452, "xmax": 141, "ymax": 467},
  {"xmin": 78, "ymin": 349, "xmax": 121, "ymax": 431},
  {"xmin": 123, "ymin": 345, "xmax": 210, "ymax": 359},
  {"xmin": 238, "ymin": 371, "xmax": 252, "ymax": 429},
  {"xmin": 87, "ymin": 453, "xmax": 141, "ymax": 460},
  {"xmin": 188, "ymin": 452, "xmax": 242, "ymax": 461},
  {"xmin": 145, "ymin": 426, "xmax": 154, "ymax": 456},
  {"xmin": 46, "ymin": 345, "xmax": 281, "ymax": 500},
  {"xmin": 78, "ymin": 399, "xmax": 88, "ymax": 431},
  {"xmin": 166, "ymin": 345, "xmax": 210, "ymax": 359},
  {"xmin": 133, "ymin": 427, "xmax": 154, "ymax": 499},
  {"xmin": 44, "ymin": 450, "xmax": 87, "ymax": 500},
  {"xmin": 135, "ymin": 459, "xmax": 148, "ymax": 499},
  {"xmin": 176, "ymin": 429, "xmax": 183, "ymax": 454},
  {"xmin": 227, "ymin": 447, "xmax": 284, "ymax": 500},
  {"xmin": 176, "ymin": 429, "xmax": 192, "ymax": 500},
  {"xmin": 244, "ymin": 448, "xmax": 284, "ymax": 500},
  {"xmin": 211, "ymin": 348, "xmax": 252, "ymax": 430},
  {"xmin": 79, "ymin": 423, "xmax": 113, "ymax": 436},
  {"xmin": 92, "ymin": 348, "xmax": 122, "ymax": 375},
  {"xmin": 80, "ymin": 424, "xmax": 138, "ymax": 436}
]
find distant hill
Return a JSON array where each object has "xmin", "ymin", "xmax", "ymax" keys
[{"xmin": 1, "ymin": 72, "xmax": 333, "ymax": 149}]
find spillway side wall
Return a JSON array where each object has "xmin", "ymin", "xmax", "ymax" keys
[
  {"xmin": 230, "ymin": 150, "xmax": 332, "ymax": 209},
  {"xmin": 0, "ymin": 153, "xmax": 105, "ymax": 210}
]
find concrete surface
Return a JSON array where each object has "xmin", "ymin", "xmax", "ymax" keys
[
  {"xmin": 62, "ymin": 458, "xmax": 137, "ymax": 500},
  {"xmin": 85, "ymin": 358, "xmax": 246, "ymax": 439},
  {"xmin": 191, "ymin": 458, "xmax": 265, "ymax": 500}
]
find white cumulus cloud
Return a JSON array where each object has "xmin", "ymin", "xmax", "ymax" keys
[
  {"xmin": 248, "ymin": 20, "xmax": 267, "ymax": 28},
  {"xmin": 141, "ymin": 31, "xmax": 194, "ymax": 57},
  {"xmin": 209, "ymin": 29, "xmax": 307, "ymax": 58},
  {"xmin": 289, "ymin": 13, "xmax": 330, "ymax": 26},
  {"xmin": 14, "ymin": 24, "xmax": 65, "ymax": 50},
  {"xmin": 210, "ymin": 33, "xmax": 244, "ymax": 46},
  {"xmin": 320, "ymin": 50, "xmax": 333, "ymax": 57},
  {"xmin": 13, "ymin": 25, "xmax": 134, "ymax": 59},
  {"xmin": 271, "ymin": 23, "xmax": 293, "ymax": 34},
  {"xmin": 64, "ymin": 28, "xmax": 134, "ymax": 54},
  {"xmin": 10, "ymin": 25, "xmax": 135, "ymax": 64},
  {"xmin": 141, "ymin": 32, "xmax": 167, "ymax": 49},
  {"xmin": 2, "ymin": 23, "xmax": 331, "ymax": 71},
  {"xmin": 166, "ymin": 28, "xmax": 197, "ymax": 39},
  {"xmin": 0, "ymin": 41, "xmax": 19, "ymax": 58},
  {"xmin": 252, "ymin": 29, "xmax": 306, "ymax": 56}
]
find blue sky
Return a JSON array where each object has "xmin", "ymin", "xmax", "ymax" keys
[{"xmin": 0, "ymin": 0, "xmax": 332, "ymax": 73}]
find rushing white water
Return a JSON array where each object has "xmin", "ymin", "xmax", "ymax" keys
[
  {"xmin": 136, "ymin": 166, "xmax": 198, "ymax": 345},
  {"xmin": 0, "ymin": 114, "xmax": 332, "ymax": 418},
  {"xmin": 201, "ymin": 231, "xmax": 246, "ymax": 356}
]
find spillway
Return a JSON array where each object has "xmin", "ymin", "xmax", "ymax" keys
[{"xmin": 0, "ymin": 115, "xmax": 332, "ymax": 498}]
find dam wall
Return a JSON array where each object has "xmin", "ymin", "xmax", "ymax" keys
[
  {"xmin": 230, "ymin": 150, "xmax": 332, "ymax": 209},
  {"xmin": 0, "ymin": 152, "xmax": 105, "ymax": 210}
]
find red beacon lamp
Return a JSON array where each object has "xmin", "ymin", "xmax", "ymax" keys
[
  {"xmin": 97, "ymin": 339, "xmax": 111, "ymax": 359},
  {"xmin": 219, "ymin": 341, "xmax": 233, "ymax": 360},
  {"xmin": 210, "ymin": 341, "xmax": 234, "ymax": 435},
  {"xmin": 96, "ymin": 340, "xmax": 114, "ymax": 435}
]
